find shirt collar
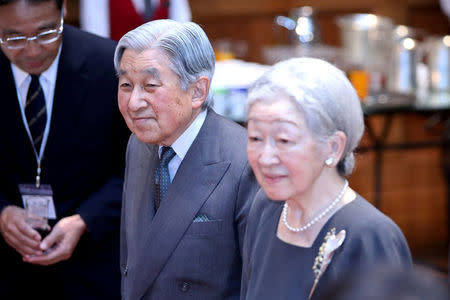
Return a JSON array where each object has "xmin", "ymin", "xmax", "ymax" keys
[{"xmin": 159, "ymin": 109, "xmax": 208, "ymax": 160}]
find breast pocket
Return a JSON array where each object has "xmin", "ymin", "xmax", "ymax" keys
[{"xmin": 186, "ymin": 219, "xmax": 224, "ymax": 236}]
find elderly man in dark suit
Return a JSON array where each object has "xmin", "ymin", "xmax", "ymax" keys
[
  {"xmin": 0, "ymin": 0, "xmax": 129, "ymax": 299},
  {"xmin": 115, "ymin": 19, "xmax": 259, "ymax": 299}
]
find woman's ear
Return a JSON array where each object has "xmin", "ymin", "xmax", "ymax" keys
[
  {"xmin": 191, "ymin": 76, "xmax": 209, "ymax": 109},
  {"xmin": 324, "ymin": 131, "xmax": 347, "ymax": 167}
]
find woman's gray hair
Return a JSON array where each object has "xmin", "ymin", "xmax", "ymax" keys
[
  {"xmin": 247, "ymin": 57, "xmax": 364, "ymax": 176},
  {"xmin": 114, "ymin": 19, "xmax": 215, "ymax": 109}
]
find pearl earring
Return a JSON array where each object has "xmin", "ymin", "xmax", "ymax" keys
[{"xmin": 325, "ymin": 157, "xmax": 333, "ymax": 166}]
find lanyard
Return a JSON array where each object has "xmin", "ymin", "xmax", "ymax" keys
[{"xmin": 30, "ymin": 123, "xmax": 50, "ymax": 188}]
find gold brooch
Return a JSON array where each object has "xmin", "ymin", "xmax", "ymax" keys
[{"xmin": 309, "ymin": 228, "xmax": 346, "ymax": 299}]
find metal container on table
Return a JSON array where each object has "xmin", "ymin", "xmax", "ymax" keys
[
  {"xmin": 275, "ymin": 6, "xmax": 321, "ymax": 45},
  {"xmin": 420, "ymin": 35, "xmax": 450, "ymax": 92},
  {"xmin": 336, "ymin": 14, "xmax": 394, "ymax": 73},
  {"xmin": 336, "ymin": 13, "xmax": 395, "ymax": 97},
  {"xmin": 387, "ymin": 25, "xmax": 420, "ymax": 94}
]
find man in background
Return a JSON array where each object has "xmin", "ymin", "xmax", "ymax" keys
[
  {"xmin": 0, "ymin": 0, "xmax": 129, "ymax": 299},
  {"xmin": 115, "ymin": 20, "xmax": 259, "ymax": 299}
]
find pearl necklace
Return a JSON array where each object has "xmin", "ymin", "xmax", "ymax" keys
[{"xmin": 282, "ymin": 180, "xmax": 348, "ymax": 233}]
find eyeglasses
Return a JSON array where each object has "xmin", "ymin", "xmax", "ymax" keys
[{"xmin": 0, "ymin": 9, "xmax": 64, "ymax": 50}]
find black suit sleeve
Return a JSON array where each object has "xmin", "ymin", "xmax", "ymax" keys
[{"xmin": 74, "ymin": 97, "xmax": 130, "ymax": 242}]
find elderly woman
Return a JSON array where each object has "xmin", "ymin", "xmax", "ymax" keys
[{"xmin": 241, "ymin": 58, "xmax": 412, "ymax": 300}]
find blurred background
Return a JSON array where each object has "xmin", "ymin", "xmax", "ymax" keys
[{"xmin": 66, "ymin": 0, "xmax": 449, "ymax": 276}]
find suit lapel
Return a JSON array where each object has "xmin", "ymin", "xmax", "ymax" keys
[
  {"xmin": 0, "ymin": 51, "xmax": 39, "ymax": 173},
  {"xmin": 44, "ymin": 26, "xmax": 89, "ymax": 158},
  {"xmin": 134, "ymin": 111, "xmax": 231, "ymax": 298},
  {"xmin": 129, "ymin": 142, "xmax": 158, "ymax": 243}
]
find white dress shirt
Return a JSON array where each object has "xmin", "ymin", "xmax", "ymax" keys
[{"xmin": 158, "ymin": 109, "xmax": 207, "ymax": 182}]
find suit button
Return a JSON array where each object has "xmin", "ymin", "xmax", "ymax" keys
[
  {"xmin": 123, "ymin": 265, "xmax": 128, "ymax": 276},
  {"xmin": 180, "ymin": 282, "xmax": 190, "ymax": 292}
]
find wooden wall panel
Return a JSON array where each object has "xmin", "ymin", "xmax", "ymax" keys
[
  {"xmin": 409, "ymin": 5, "xmax": 450, "ymax": 35},
  {"xmin": 66, "ymin": 0, "xmax": 80, "ymax": 27},
  {"xmin": 351, "ymin": 112, "xmax": 448, "ymax": 265}
]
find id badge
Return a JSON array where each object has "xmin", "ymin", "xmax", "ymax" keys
[{"xmin": 18, "ymin": 184, "xmax": 57, "ymax": 219}]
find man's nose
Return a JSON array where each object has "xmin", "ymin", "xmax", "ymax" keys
[
  {"xmin": 22, "ymin": 40, "xmax": 42, "ymax": 56},
  {"xmin": 128, "ymin": 88, "xmax": 148, "ymax": 111}
]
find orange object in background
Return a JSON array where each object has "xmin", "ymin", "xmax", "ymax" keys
[
  {"xmin": 215, "ymin": 50, "xmax": 235, "ymax": 61},
  {"xmin": 348, "ymin": 69, "xmax": 370, "ymax": 101}
]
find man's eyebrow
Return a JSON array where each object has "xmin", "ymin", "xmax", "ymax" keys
[
  {"xmin": 2, "ymin": 21, "xmax": 58, "ymax": 36},
  {"xmin": 116, "ymin": 68, "xmax": 161, "ymax": 79},
  {"xmin": 143, "ymin": 67, "xmax": 161, "ymax": 80},
  {"xmin": 37, "ymin": 21, "xmax": 58, "ymax": 31},
  {"xmin": 1, "ymin": 29, "xmax": 20, "ymax": 35},
  {"xmin": 117, "ymin": 69, "xmax": 127, "ymax": 77}
]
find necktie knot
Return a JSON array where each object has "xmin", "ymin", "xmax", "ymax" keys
[
  {"xmin": 31, "ymin": 74, "xmax": 40, "ymax": 82},
  {"xmin": 160, "ymin": 146, "xmax": 176, "ymax": 166},
  {"xmin": 28, "ymin": 75, "xmax": 41, "ymax": 96}
]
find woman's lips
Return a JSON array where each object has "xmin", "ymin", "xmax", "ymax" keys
[{"xmin": 262, "ymin": 173, "xmax": 286, "ymax": 184}]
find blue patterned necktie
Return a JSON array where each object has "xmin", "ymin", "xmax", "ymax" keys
[
  {"xmin": 154, "ymin": 146, "xmax": 176, "ymax": 211},
  {"xmin": 25, "ymin": 75, "xmax": 47, "ymax": 153}
]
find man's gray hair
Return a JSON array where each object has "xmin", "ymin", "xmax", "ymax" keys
[
  {"xmin": 246, "ymin": 57, "xmax": 364, "ymax": 176},
  {"xmin": 114, "ymin": 19, "xmax": 215, "ymax": 109}
]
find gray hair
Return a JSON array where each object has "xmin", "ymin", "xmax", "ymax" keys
[
  {"xmin": 246, "ymin": 57, "xmax": 364, "ymax": 176},
  {"xmin": 114, "ymin": 19, "xmax": 215, "ymax": 109}
]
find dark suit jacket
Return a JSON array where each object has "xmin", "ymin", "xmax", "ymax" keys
[
  {"xmin": 0, "ymin": 25, "xmax": 129, "ymax": 300},
  {"xmin": 121, "ymin": 110, "xmax": 259, "ymax": 299}
]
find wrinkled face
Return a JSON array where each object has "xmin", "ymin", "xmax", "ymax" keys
[
  {"xmin": 118, "ymin": 48, "xmax": 196, "ymax": 146},
  {"xmin": 247, "ymin": 98, "xmax": 325, "ymax": 201},
  {"xmin": 0, "ymin": 0, "xmax": 63, "ymax": 75}
]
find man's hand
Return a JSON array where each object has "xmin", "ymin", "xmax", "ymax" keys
[
  {"xmin": 0, "ymin": 205, "xmax": 43, "ymax": 256},
  {"xmin": 24, "ymin": 214, "xmax": 87, "ymax": 266}
]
